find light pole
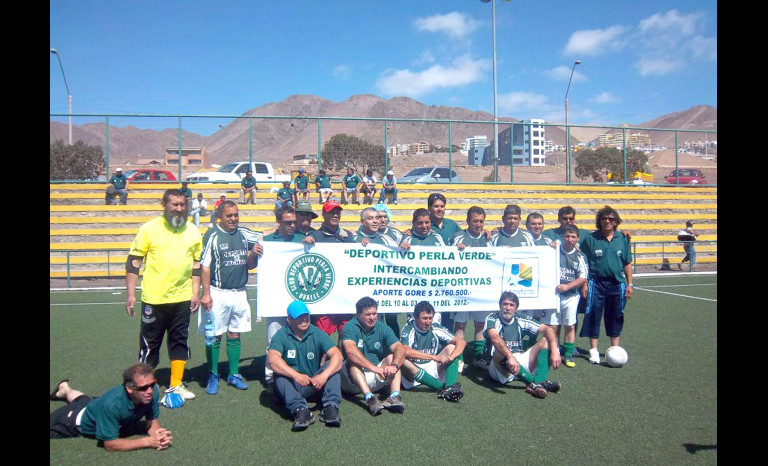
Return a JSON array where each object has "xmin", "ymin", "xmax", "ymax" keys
[
  {"xmin": 564, "ymin": 60, "xmax": 580, "ymax": 127},
  {"xmin": 483, "ymin": 0, "xmax": 511, "ymax": 182},
  {"xmin": 50, "ymin": 48, "xmax": 73, "ymax": 145},
  {"xmin": 564, "ymin": 60, "xmax": 580, "ymax": 184}
]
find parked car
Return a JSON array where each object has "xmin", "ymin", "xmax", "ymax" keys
[
  {"xmin": 185, "ymin": 161, "xmax": 291, "ymax": 183},
  {"xmin": 664, "ymin": 168, "xmax": 706, "ymax": 185},
  {"xmin": 122, "ymin": 169, "xmax": 177, "ymax": 182},
  {"xmin": 398, "ymin": 166, "xmax": 461, "ymax": 183}
]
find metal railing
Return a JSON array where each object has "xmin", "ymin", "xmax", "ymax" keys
[{"xmin": 50, "ymin": 113, "xmax": 717, "ymax": 186}]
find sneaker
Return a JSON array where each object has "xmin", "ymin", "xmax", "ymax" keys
[
  {"xmin": 563, "ymin": 355, "xmax": 576, "ymax": 368},
  {"xmin": 393, "ymin": 200, "xmax": 398, "ymax": 205},
  {"xmin": 541, "ymin": 380, "xmax": 561, "ymax": 393},
  {"xmin": 382, "ymin": 395, "xmax": 405, "ymax": 413},
  {"xmin": 441, "ymin": 383, "xmax": 464, "ymax": 402},
  {"xmin": 589, "ymin": 348, "xmax": 601, "ymax": 364},
  {"xmin": 291, "ymin": 407, "xmax": 315, "ymax": 431},
  {"xmin": 367, "ymin": 396, "xmax": 385, "ymax": 416},
  {"xmin": 320, "ymin": 405, "xmax": 341, "ymax": 427},
  {"xmin": 525, "ymin": 383, "xmax": 548, "ymax": 399},
  {"xmin": 226, "ymin": 374, "xmax": 249, "ymax": 390},
  {"xmin": 166, "ymin": 383, "xmax": 196, "ymax": 400},
  {"xmin": 206, "ymin": 372, "xmax": 219, "ymax": 395}
]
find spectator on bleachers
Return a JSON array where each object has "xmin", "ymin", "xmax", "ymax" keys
[
  {"xmin": 105, "ymin": 167, "xmax": 129, "ymax": 205},
  {"xmin": 189, "ymin": 193, "xmax": 209, "ymax": 227},
  {"xmin": 209, "ymin": 193, "xmax": 227, "ymax": 227}
]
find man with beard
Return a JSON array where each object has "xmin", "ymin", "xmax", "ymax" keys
[
  {"xmin": 125, "ymin": 189, "xmax": 203, "ymax": 401},
  {"xmin": 199, "ymin": 201, "xmax": 263, "ymax": 394}
]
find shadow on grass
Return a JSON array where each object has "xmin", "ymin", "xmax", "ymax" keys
[
  {"xmin": 683, "ymin": 443, "xmax": 717, "ymax": 455},
  {"xmin": 462, "ymin": 365, "xmax": 509, "ymax": 394}
]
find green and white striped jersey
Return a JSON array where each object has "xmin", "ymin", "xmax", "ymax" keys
[
  {"xmin": 490, "ymin": 228, "xmax": 535, "ymax": 247},
  {"xmin": 483, "ymin": 311, "xmax": 540, "ymax": 354},
  {"xmin": 559, "ymin": 245, "xmax": 589, "ymax": 296},
  {"xmin": 200, "ymin": 225, "xmax": 260, "ymax": 289},
  {"xmin": 400, "ymin": 322, "xmax": 455, "ymax": 364},
  {"xmin": 452, "ymin": 228, "xmax": 490, "ymax": 247}
]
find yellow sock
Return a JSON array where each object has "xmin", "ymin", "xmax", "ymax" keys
[{"xmin": 170, "ymin": 360, "xmax": 187, "ymax": 387}]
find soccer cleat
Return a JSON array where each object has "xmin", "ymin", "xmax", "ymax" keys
[
  {"xmin": 563, "ymin": 355, "xmax": 576, "ymax": 368},
  {"xmin": 436, "ymin": 387, "xmax": 448, "ymax": 399},
  {"xmin": 166, "ymin": 383, "xmax": 196, "ymax": 400},
  {"xmin": 206, "ymin": 372, "xmax": 219, "ymax": 395},
  {"xmin": 525, "ymin": 383, "xmax": 548, "ymax": 399},
  {"xmin": 589, "ymin": 348, "xmax": 601, "ymax": 364},
  {"xmin": 382, "ymin": 395, "xmax": 405, "ymax": 413},
  {"xmin": 320, "ymin": 405, "xmax": 341, "ymax": 427},
  {"xmin": 291, "ymin": 407, "xmax": 315, "ymax": 431},
  {"xmin": 541, "ymin": 380, "xmax": 561, "ymax": 393},
  {"xmin": 441, "ymin": 383, "xmax": 464, "ymax": 402},
  {"xmin": 367, "ymin": 396, "xmax": 385, "ymax": 416},
  {"xmin": 226, "ymin": 374, "xmax": 249, "ymax": 390},
  {"xmin": 472, "ymin": 357, "xmax": 491, "ymax": 372}
]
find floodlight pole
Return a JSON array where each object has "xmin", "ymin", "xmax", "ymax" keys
[{"xmin": 50, "ymin": 48, "xmax": 73, "ymax": 145}]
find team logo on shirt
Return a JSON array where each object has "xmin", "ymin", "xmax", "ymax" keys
[
  {"xmin": 307, "ymin": 352, "xmax": 315, "ymax": 360},
  {"xmin": 285, "ymin": 253, "xmax": 335, "ymax": 303},
  {"xmin": 287, "ymin": 350, "xmax": 296, "ymax": 359}
]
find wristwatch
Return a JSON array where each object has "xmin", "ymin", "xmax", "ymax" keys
[
  {"xmin": 391, "ymin": 363, "xmax": 399, "ymax": 369},
  {"xmin": 627, "ymin": 284, "xmax": 634, "ymax": 287}
]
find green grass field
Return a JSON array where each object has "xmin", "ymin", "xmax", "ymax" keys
[{"xmin": 50, "ymin": 274, "xmax": 717, "ymax": 465}]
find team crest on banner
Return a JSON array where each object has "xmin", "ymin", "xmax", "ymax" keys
[
  {"xmin": 503, "ymin": 258, "xmax": 539, "ymax": 298},
  {"xmin": 285, "ymin": 253, "xmax": 335, "ymax": 303}
]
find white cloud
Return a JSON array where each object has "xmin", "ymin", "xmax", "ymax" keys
[
  {"xmin": 546, "ymin": 65, "xmax": 586, "ymax": 82},
  {"xmin": 333, "ymin": 65, "xmax": 351, "ymax": 79},
  {"xmin": 376, "ymin": 54, "xmax": 490, "ymax": 97},
  {"xmin": 590, "ymin": 92, "xmax": 620, "ymax": 104},
  {"xmin": 414, "ymin": 11, "xmax": 482, "ymax": 40},
  {"xmin": 635, "ymin": 57, "xmax": 684, "ymax": 76},
  {"xmin": 564, "ymin": 25, "xmax": 628, "ymax": 56},
  {"xmin": 638, "ymin": 9, "xmax": 702, "ymax": 36},
  {"xmin": 689, "ymin": 36, "xmax": 717, "ymax": 61}
]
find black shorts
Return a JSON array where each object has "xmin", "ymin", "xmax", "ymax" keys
[
  {"xmin": 50, "ymin": 395, "xmax": 91, "ymax": 439},
  {"xmin": 139, "ymin": 301, "xmax": 191, "ymax": 367}
]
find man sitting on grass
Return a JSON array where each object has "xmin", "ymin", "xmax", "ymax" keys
[
  {"xmin": 340, "ymin": 296, "xmax": 407, "ymax": 416},
  {"xmin": 400, "ymin": 301, "xmax": 466, "ymax": 402},
  {"xmin": 483, "ymin": 291, "xmax": 562, "ymax": 399}
]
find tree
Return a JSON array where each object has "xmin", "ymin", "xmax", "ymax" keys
[
  {"xmin": 321, "ymin": 134, "xmax": 386, "ymax": 175},
  {"xmin": 50, "ymin": 140, "xmax": 105, "ymax": 180},
  {"xmin": 574, "ymin": 146, "xmax": 649, "ymax": 183}
]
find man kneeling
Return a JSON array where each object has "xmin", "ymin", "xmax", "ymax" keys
[
  {"xmin": 400, "ymin": 301, "xmax": 466, "ymax": 402},
  {"xmin": 340, "ymin": 296, "xmax": 406, "ymax": 415},
  {"xmin": 484, "ymin": 291, "xmax": 562, "ymax": 398},
  {"xmin": 268, "ymin": 300, "xmax": 343, "ymax": 431}
]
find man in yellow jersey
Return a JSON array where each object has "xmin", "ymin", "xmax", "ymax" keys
[{"xmin": 125, "ymin": 189, "xmax": 203, "ymax": 401}]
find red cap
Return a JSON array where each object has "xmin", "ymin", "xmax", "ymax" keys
[{"xmin": 322, "ymin": 200, "xmax": 343, "ymax": 213}]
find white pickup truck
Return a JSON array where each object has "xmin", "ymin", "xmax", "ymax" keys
[{"xmin": 185, "ymin": 161, "xmax": 291, "ymax": 183}]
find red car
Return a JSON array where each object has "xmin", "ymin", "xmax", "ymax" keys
[
  {"xmin": 123, "ymin": 169, "xmax": 177, "ymax": 182},
  {"xmin": 664, "ymin": 168, "xmax": 706, "ymax": 185}
]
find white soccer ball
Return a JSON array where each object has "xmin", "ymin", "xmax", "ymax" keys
[{"xmin": 605, "ymin": 346, "xmax": 628, "ymax": 368}]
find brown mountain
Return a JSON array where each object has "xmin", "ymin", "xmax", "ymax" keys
[{"xmin": 50, "ymin": 96, "xmax": 716, "ymax": 168}]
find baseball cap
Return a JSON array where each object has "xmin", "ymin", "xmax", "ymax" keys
[
  {"xmin": 322, "ymin": 200, "xmax": 343, "ymax": 213},
  {"xmin": 387, "ymin": 170, "xmax": 394, "ymax": 175},
  {"xmin": 219, "ymin": 193, "xmax": 226, "ymax": 197},
  {"xmin": 116, "ymin": 167, "xmax": 123, "ymax": 172},
  {"xmin": 299, "ymin": 168, "xmax": 305, "ymax": 173},
  {"xmin": 295, "ymin": 201, "xmax": 318, "ymax": 218},
  {"xmin": 287, "ymin": 300, "xmax": 310, "ymax": 318},
  {"xmin": 686, "ymin": 220, "xmax": 694, "ymax": 227}
]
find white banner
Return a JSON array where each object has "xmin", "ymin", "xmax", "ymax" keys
[{"xmin": 256, "ymin": 242, "xmax": 560, "ymax": 317}]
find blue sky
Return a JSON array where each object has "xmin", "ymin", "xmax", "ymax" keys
[{"xmin": 50, "ymin": 0, "xmax": 716, "ymax": 133}]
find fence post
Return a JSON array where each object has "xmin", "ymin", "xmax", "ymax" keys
[{"xmin": 66, "ymin": 251, "xmax": 71, "ymax": 288}]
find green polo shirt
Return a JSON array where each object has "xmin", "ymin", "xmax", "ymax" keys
[
  {"xmin": 79, "ymin": 383, "xmax": 160, "ymax": 441},
  {"xmin": 579, "ymin": 229, "xmax": 632, "ymax": 283},
  {"xmin": 241, "ymin": 175, "xmax": 257, "ymax": 189},
  {"xmin": 431, "ymin": 217, "xmax": 461, "ymax": 245},
  {"xmin": 315, "ymin": 174, "xmax": 332, "ymax": 189},
  {"xmin": 268, "ymin": 324, "xmax": 336, "ymax": 377},
  {"xmin": 343, "ymin": 174, "xmax": 361, "ymax": 189},
  {"xmin": 294, "ymin": 175, "xmax": 310, "ymax": 190},
  {"xmin": 277, "ymin": 187, "xmax": 294, "ymax": 200},
  {"xmin": 542, "ymin": 226, "xmax": 580, "ymax": 243},
  {"xmin": 341, "ymin": 316, "xmax": 399, "ymax": 365},
  {"xmin": 262, "ymin": 231, "xmax": 305, "ymax": 243},
  {"xmin": 109, "ymin": 174, "xmax": 128, "ymax": 190}
]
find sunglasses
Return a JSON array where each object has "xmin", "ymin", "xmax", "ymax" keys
[
  {"xmin": 603, "ymin": 217, "xmax": 618, "ymax": 222},
  {"xmin": 132, "ymin": 381, "xmax": 157, "ymax": 392}
]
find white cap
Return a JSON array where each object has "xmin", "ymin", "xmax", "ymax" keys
[
  {"xmin": 219, "ymin": 193, "xmax": 226, "ymax": 197},
  {"xmin": 387, "ymin": 170, "xmax": 394, "ymax": 175},
  {"xmin": 116, "ymin": 167, "xmax": 123, "ymax": 172}
]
